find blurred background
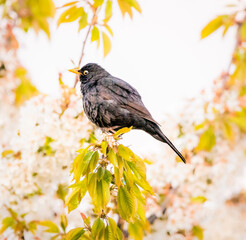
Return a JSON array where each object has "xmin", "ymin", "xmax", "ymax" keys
[{"xmin": 1, "ymin": 0, "xmax": 246, "ymax": 239}]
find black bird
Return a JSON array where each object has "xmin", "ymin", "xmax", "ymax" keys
[{"xmin": 69, "ymin": 63, "xmax": 185, "ymax": 163}]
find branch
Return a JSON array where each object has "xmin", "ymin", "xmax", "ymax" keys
[{"xmin": 73, "ymin": 8, "xmax": 98, "ymax": 88}]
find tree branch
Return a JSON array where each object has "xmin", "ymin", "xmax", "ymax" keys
[{"xmin": 73, "ymin": 8, "xmax": 98, "ymax": 88}]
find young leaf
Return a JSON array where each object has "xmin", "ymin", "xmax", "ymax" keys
[
  {"xmin": 117, "ymin": 186, "xmax": 136, "ymax": 221},
  {"xmin": 60, "ymin": 214, "xmax": 68, "ymax": 232},
  {"xmin": 78, "ymin": 11, "xmax": 88, "ymax": 31},
  {"xmin": 191, "ymin": 196, "xmax": 207, "ymax": 204},
  {"xmin": 56, "ymin": 183, "xmax": 68, "ymax": 203},
  {"xmin": 114, "ymin": 127, "xmax": 132, "ymax": 137},
  {"xmin": 196, "ymin": 126, "xmax": 216, "ymax": 151},
  {"xmin": 104, "ymin": 0, "xmax": 112, "ymax": 22},
  {"xmin": 60, "ymin": 1, "xmax": 78, "ymax": 8},
  {"xmin": 72, "ymin": 147, "xmax": 89, "ymax": 181},
  {"xmin": 115, "ymin": 156, "xmax": 123, "ymax": 187},
  {"xmin": 117, "ymin": 0, "xmax": 133, "ymax": 18},
  {"xmin": 126, "ymin": 0, "xmax": 141, "ymax": 13},
  {"xmin": 91, "ymin": 218, "xmax": 104, "ymax": 239},
  {"xmin": 94, "ymin": 0, "xmax": 104, "ymax": 7},
  {"xmin": 101, "ymin": 141, "xmax": 108, "ymax": 155},
  {"xmin": 96, "ymin": 180, "xmax": 110, "ymax": 210},
  {"xmin": 108, "ymin": 148, "xmax": 118, "ymax": 167},
  {"xmin": 117, "ymin": 145, "xmax": 134, "ymax": 161},
  {"xmin": 57, "ymin": 7, "xmax": 85, "ymax": 26},
  {"xmin": 241, "ymin": 22, "xmax": 246, "ymax": 41},
  {"xmin": 192, "ymin": 225, "xmax": 203, "ymax": 240},
  {"xmin": 108, "ymin": 218, "xmax": 123, "ymax": 240},
  {"xmin": 128, "ymin": 221, "xmax": 144, "ymax": 240},
  {"xmin": 88, "ymin": 151, "xmax": 99, "ymax": 172},
  {"xmin": 38, "ymin": 220, "xmax": 59, "ymax": 233},
  {"xmin": 0, "ymin": 217, "xmax": 15, "ymax": 234},
  {"xmin": 28, "ymin": 221, "xmax": 37, "ymax": 235},
  {"xmin": 102, "ymin": 32, "xmax": 111, "ymax": 57},
  {"xmin": 91, "ymin": 26, "xmax": 100, "ymax": 48},
  {"xmin": 66, "ymin": 227, "xmax": 85, "ymax": 240},
  {"xmin": 201, "ymin": 15, "xmax": 226, "ymax": 39},
  {"xmin": 104, "ymin": 24, "xmax": 113, "ymax": 36},
  {"xmin": 66, "ymin": 180, "xmax": 87, "ymax": 212}
]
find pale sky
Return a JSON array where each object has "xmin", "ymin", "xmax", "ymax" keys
[{"xmin": 16, "ymin": 0, "xmax": 235, "ymax": 155}]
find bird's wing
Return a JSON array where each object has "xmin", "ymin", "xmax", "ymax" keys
[{"xmin": 100, "ymin": 77, "xmax": 160, "ymax": 126}]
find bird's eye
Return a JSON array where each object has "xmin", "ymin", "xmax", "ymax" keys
[{"xmin": 83, "ymin": 70, "xmax": 89, "ymax": 75}]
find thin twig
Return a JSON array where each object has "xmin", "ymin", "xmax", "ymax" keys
[
  {"xmin": 222, "ymin": 23, "xmax": 241, "ymax": 87},
  {"xmin": 74, "ymin": 8, "xmax": 98, "ymax": 88}
]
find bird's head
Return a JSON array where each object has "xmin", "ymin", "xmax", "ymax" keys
[{"xmin": 69, "ymin": 63, "xmax": 109, "ymax": 84}]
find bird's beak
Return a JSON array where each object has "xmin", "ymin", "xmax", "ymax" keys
[{"xmin": 68, "ymin": 68, "xmax": 81, "ymax": 75}]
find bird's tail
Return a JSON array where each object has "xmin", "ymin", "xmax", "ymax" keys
[{"xmin": 146, "ymin": 123, "xmax": 186, "ymax": 163}]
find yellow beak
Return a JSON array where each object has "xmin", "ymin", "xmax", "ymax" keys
[{"xmin": 68, "ymin": 68, "xmax": 81, "ymax": 75}]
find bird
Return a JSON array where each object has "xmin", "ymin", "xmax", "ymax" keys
[{"xmin": 69, "ymin": 63, "xmax": 186, "ymax": 163}]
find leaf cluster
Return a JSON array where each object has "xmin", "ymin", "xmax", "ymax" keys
[
  {"xmin": 65, "ymin": 127, "xmax": 152, "ymax": 240},
  {"xmin": 57, "ymin": 0, "xmax": 141, "ymax": 57}
]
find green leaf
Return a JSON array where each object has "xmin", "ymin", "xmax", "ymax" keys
[
  {"xmin": 88, "ymin": 151, "xmax": 99, "ymax": 172},
  {"xmin": 66, "ymin": 227, "xmax": 85, "ymax": 240},
  {"xmin": 103, "ymin": 169, "xmax": 113, "ymax": 183},
  {"xmin": 60, "ymin": 214, "xmax": 68, "ymax": 232},
  {"xmin": 102, "ymin": 32, "xmax": 111, "ymax": 57},
  {"xmin": 127, "ymin": 159, "xmax": 146, "ymax": 180},
  {"xmin": 0, "ymin": 217, "xmax": 15, "ymax": 234},
  {"xmin": 72, "ymin": 147, "xmax": 89, "ymax": 182},
  {"xmin": 115, "ymin": 156, "xmax": 123, "ymax": 187},
  {"xmin": 66, "ymin": 179, "xmax": 87, "ymax": 212},
  {"xmin": 91, "ymin": 218, "xmax": 104, "ymax": 239},
  {"xmin": 117, "ymin": 186, "xmax": 136, "ymax": 221},
  {"xmin": 104, "ymin": 225, "xmax": 113, "ymax": 240},
  {"xmin": 196, "ymin": 126, "xmax": 216, "ymax": 151},
  {"xmin": 101, "ymin": 141, "xmax": 108, "ymax": 155},
  {"xmin": 38, "ymin": 220, "xmax": 59, "ymax": 233},
  {"xmin": 117, "ymin": 145, "xmax": 134, "ymax": 161},
  {"xmin": 108, "ymin": 218, "xmax": 122, "ymax": 240},
  {"xmin": 124, "ymin": 163, "xmax": 134, "ymax": 189},
  {"xmin": 91, "ymin": 26, "xmax": 100, "ymax": 48},
  {"xmin": 88, "ymin": 173, "xmax": 97, "ymax": 201},
  {"xmin": 192, "ymin": 225, "xmax": 203, "ymax": 240},
  {"xmin": 114, "ymin": 127, "xmax": 132, "ymax": 137},
  {"xmin": 104, "ymin": 0, "xmax": 112, "ymax": 22},
  {"xmin": 108, "ymin": 148, "xmax": 118, "ymax": 167},
  {"xmin": 28, "ymin": 221, "xmax": 37, "ymax": 235},
  {"xmin": 128, "ymin": 221, "xmax": 144, "ymax": 240},
  {"xmin": 56, "ymin": 183, "xmax": 68, "ymax": 203},
  {"xmin": 201, "ymin": 15, "xmax": 226, "ymax": 39},
  {"xmin": 96, "ymin": 180, "xmax": 110, "ymax": 210},
  {"xmin": 191, "ymin": 196, "xmax": 207, "ymax": 204},
  {"xmin": 14, "ymin": 67, "xmax": 39, "ymax": 105},
  {"xmin": 78, "ymin": 11, "xmax": 88, "ymax": 31},
  {"xmin": 80, "ymin": 151, "xmax": 94, "ymax": 176},
  {"xmin": 133, "ymin": 175, "xmax": 153, "ymax": 194},
  {"xmin": 136, "ymin": 199, "xmax": 146, "ymax": 222},
  {"xmin": 97, "ymin": 167, "xmax": 105, "ymax": 180}
]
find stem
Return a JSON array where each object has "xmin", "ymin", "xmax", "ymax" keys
[{"xmin": 74, "ymin": 8, "xmax": 98, "ymax": 88}]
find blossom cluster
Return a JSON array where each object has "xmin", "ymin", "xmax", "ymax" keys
[{"xmin": 146, "ymin": 82, "xmax": 246, "ymax": 240}]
